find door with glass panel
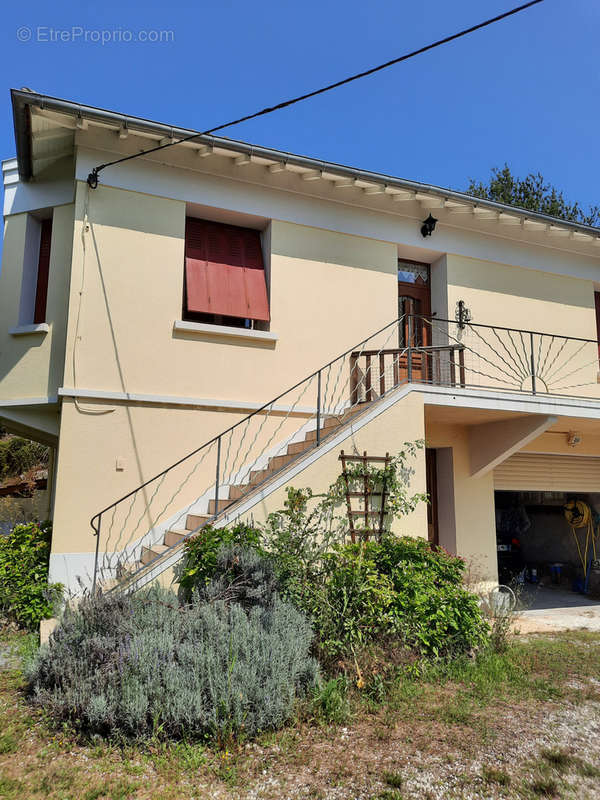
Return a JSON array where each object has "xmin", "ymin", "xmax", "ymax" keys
[{"xmin": 397, "ymin": 260, "xmax": 431, "ymax": 383}]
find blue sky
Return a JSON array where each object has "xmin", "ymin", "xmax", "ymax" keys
[{"xmin": 1, "ymin": 0, "xmax": 598, "ymax": 210}]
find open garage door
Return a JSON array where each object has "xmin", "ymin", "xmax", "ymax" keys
[{"xmin": 494, "ymin": 453, "xmax": 600, "ymax": 493}]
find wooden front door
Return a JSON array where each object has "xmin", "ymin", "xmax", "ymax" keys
[{"xmin": 398, "ymin": 260, "xmax": 432, "ymax": 382}]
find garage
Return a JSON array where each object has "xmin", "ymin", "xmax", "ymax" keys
[{"xmin": 494, "ymin": 453, "xmax": 600, "ymax": 602}]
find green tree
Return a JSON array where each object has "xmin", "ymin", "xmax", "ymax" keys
[{"xmin": 466, "ymin": 165, "xmax": 599, "ymax": 227}]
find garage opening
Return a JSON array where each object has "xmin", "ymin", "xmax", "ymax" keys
[{"xmin": 494, "ymin": 453, "xmax": 600, "ymax": 611}]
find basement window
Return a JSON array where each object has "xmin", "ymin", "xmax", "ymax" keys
[{"xmin": 183, "ymin": 217, "xmax": 270, "ymax": 329}]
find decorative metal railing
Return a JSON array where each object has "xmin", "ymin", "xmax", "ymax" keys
[
  {"xmin": 91, "ymin": 314, "xmax": 599, "ymax": 593},
  {"xmin": 349, "ymin": 315, "xmax": 599, "ymax": 401},
  {"xmin": 91, "ymin": 316, "xmax": 410, "ymax": 592}
]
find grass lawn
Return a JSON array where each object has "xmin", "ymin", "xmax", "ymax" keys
[{"xmin": 1, "ymin": 629, "xmax": 600, "ymax": 799}]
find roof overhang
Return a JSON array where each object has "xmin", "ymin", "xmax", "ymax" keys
[{"xmin": 10, "ymin": 88, "xmax": 600, "ymax": 247}]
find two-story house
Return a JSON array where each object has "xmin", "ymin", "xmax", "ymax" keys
[{"xmin": 2, "ymin": 88, "xmax": 600, "ymax": 595}]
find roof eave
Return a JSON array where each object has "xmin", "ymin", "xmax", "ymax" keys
[{"xmin": 9, "ymin": 89, "xmax": 600, "ymax": 239}]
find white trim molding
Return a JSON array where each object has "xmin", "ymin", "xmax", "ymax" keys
[
  {"xmin": 0, "ymin": 395, "xmax": 58, "ymax": 407},
  {"xmin": 8, "ymin": 323, "xmax": 49, "ymax": 336},
  {"xmin": 58, "ymin": 386, "xmax": 313, "ymax": 415},
  {"xmin": 173, "ymin": 320, "xmax": 278, "ymax": 344}
]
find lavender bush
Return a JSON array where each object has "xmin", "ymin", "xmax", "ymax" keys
[{"xmin": 27, "ymin": 585, "xmax": 318, "ymax": 740}]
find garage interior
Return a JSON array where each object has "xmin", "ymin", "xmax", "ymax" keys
[{"xmin": 494, "ymin": 452, "xmax": 600, "ymax": 606}]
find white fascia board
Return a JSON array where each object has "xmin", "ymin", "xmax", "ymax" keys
[
  {"xmin": 419, "ymin": 384, "xmax": 600, "ymax": 420},
  {"xmin": 74, "ymin": 146, "xmax": 600, "ymax": 282}
]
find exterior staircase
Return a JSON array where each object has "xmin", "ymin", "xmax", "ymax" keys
[{"xmin": 117, "ymin": 401, "xmax": 371, "ymax": 592}]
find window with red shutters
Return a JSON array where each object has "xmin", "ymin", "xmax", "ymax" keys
[
  {"xmin": 183, "ymin": 218, "xmax": 270, "ymax": 325},
  {"xmin": 33, "ymin": 218, "xmax": 52, "ymax": 324}
]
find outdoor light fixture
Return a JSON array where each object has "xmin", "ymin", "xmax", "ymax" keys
[
  {"xmin": 420, "ymin": 214, "xmax": 437, "ymax": 238},
  {"xmin": 567, "ymin": 431, "xmax": 582, "ymax": 448},
  {"xmin": 455, "ymin": 299, "xmax": 473, "ymax": 330}
]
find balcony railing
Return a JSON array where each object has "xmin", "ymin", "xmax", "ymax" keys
[
  {"xmin": 90, "ymin": 313, "xmax": 599, "ymax": 594},
  {"xmin": 349, "ymin": 315, "xmax": 600, "ymax": 402}
]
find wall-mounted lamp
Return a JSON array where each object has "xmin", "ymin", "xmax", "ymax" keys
[
  {"xmin": 567, "ymin": 431, "xmax": 582, "ymax": 448},
  {"xmin": 455, "ymin": 299, "xmax": 473, "ymax": 330},
  {"xmin": 420, "ymin": 214, "xmax": 437, "ymax": 238}
]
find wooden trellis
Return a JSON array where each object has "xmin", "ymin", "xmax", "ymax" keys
[{"xmin": 339, "ymin": 450, "xmax": 391, "ymax": 542}]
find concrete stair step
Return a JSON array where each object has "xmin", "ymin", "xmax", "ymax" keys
[
  {"xmin": 305, "ymin": 423, "xmax": 340, "ymax": 442},
  {"xmin": 227, "ymin": 484, "xmax": 245, "ymax": 501},
  {"xmin": 287, "ymin": 440, "xmax": 310, "ymax": 456},
  {"xmin": 141, "ymin": 544, "xmax": 170, "ymax": 565},
  {"xmin": 164, "ymin": 529, "xmax": 189, "ymax": 547},
  {"xmin": 208, "ymin": 497, "xmax": 231, "ymax": 515},
  {"xmin": 269, "ymin": 453, "xmax": 295, "ymax": 471},
  {"xmin": 186, "ymin": 513, "xmax": 212, "ymax": 530},
  {"xmin": 248, "ymin": 467, "xmax": 269, "ymax": 486}
]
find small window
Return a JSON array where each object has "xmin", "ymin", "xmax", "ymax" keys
[
  {"xmin": 18, "ymin": 213, "xmax": 53, "ymax": 326},
  {"xmin": 33, "ymin": 219, "xmax": 52, "ymax": 323},
  {"xmin": 183, "ymin": 218, "xmax": 269, "ymax": 327}
]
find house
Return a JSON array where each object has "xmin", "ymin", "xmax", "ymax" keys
[{"xmin": 1, "ymin": 88, "xmax": 600, "ymax": 595}]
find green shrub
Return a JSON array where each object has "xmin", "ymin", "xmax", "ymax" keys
[
  {"xmin": 315, "ymin": 546, "xmax": 396, "ymax": 659},
  {"xmin": 315, "ymin": 537, "xmax": 488, "ymax": 661},
  {"xmin": 261, "ymin": 486, "xmax": 346, "ymax": 611},
  {"xmin": 0, "ymin": 521, "xmax": 62, "ymax": 629},
  {"xmin": 27, "ymin": 585, "xmax": 319, "ymax": 741},
  {"xmin": 177, "ymin": 522, "xmax": 263, "ymax": 600},
  {"xmin": 0, "ymin": 437, "xmax": 48, "ymax": 481}
]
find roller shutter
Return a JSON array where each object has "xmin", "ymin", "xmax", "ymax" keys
[{"xmin": 494, "ymin": 453, "xmax": 600, "ymax": 492}]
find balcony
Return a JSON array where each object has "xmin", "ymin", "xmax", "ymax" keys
[{"xmin": 350, "ymin": 315, "xmax": 600, "ymax": 405}]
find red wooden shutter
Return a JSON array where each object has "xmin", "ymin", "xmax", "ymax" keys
[
  {"xmin": 184, "ymin": 218, "xmax": 270, "ymax": 321},
  {"xmin": 33, "ymin": 219, "xmax": 52, "ymax": 324}
]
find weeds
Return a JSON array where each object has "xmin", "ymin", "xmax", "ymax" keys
[
  {"xmin": 482, "ymin": 765, "xmax": 511, "ymax": 785},
  {"xmin": 310, "ymin": 677, "xmax": 351, "ymax": 725},
  {"xmin": 530, "ymin": 777, "xmax": 560, "ymax": 797},
  {"xmin": 382, "ymin": 770, "xmax": 403, "ymax": 788}
]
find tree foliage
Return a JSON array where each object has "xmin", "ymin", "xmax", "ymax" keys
[{"xmin": 466, "ymin": 165, "xmax": 600, "ymax": 227}]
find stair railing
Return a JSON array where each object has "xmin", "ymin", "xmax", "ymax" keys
[
  {"xmin": 90, "ymin": 315, "xmax": 410, "ymax": 592},
  {"xmin": 90, "ymin": 312, "xmax": 600, "ymax": 593}
]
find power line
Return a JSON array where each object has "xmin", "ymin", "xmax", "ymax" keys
[{"xmin": 87, "ymin": 0, "xmax": 543, "ymax": 188}]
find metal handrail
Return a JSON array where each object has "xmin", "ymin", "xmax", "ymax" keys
[
  {"xmin": 90, "ymin": 311, "xmax": 600, "ymax": 593},
  {"xmin": 90, "ymin": 315, "xmax": 406, "ymax": 591}
]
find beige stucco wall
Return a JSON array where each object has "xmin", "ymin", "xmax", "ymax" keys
[
  {"xmin": 64, "ymin": 183, "xmax": 398, "ymax": 404},
  {"xmin": 437, "ymin": 254, "xmax": 599, "ymax": 397},
  {"xmin": 0, "ymin": 204, "xmax": 74, "ymax": 410},
  {"xmin": 427, "ymin": 420, "xmax": 498, "ymax": 585},
  {"xmin": 51, "ymin": 397, "xmax": 314, "ymax": 556},
  {"xmin": 444, "ymin": 254, "xmax": 597, "ymax": 337}
]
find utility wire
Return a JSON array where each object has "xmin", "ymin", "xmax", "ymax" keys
[{"xmin": 87, "ymin": 0, "xmax": 543, "ymax": 188}]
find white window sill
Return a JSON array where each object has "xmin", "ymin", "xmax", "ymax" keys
[
  {"xmin": 9, "ymin": 323, "xmax": 49, "ymax": 336},
  {"xmin": 173, "ymin": 320, "xmax": 278, "ymax": 344}
]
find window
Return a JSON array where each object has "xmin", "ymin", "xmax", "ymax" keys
[
  {"xmin": 33, "ymin": 219, "xmax": 52, "ymax": 323},
  {"xmin": 183, "ymin": 218, "xmax": 269, "ymax": 328},
  {"xmin": 17, "ymin": 213, "xmax": 53, "ymax": 327}
]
